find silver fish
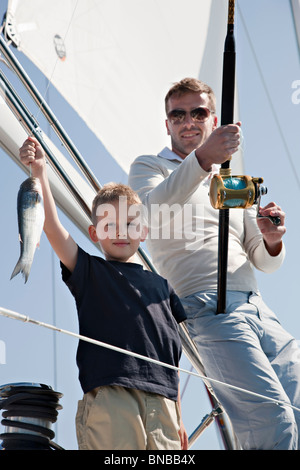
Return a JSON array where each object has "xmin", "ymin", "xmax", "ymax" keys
[{"xmin": 11, "ymin": 177, "xmax": 45, "ymax": 283}]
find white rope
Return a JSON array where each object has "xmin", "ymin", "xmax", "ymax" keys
[{"xmin": 1, "ymin": 306, "xmax": 300, "ymax": 414}]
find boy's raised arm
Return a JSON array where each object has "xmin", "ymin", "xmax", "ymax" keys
[{"xmin": 19, "ymin": 137, "xmax": 78, "ymax": 273}]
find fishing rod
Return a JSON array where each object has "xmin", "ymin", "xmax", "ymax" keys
[
  {"xmin": 216, "ymin": 0, "xmax": 236, "ymax": 314},
  {"xmin": 211, "ymin": 0, "xmax": 280, "ymax": 314}
]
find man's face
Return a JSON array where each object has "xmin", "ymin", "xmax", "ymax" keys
[{"xmin": 165, "ymin": 92, "xmax": 217, "ymax": 159}]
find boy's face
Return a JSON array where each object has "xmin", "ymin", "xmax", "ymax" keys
[{"xmin": 89, "ymin": 198, "xmax": 147, "ymax": 263}]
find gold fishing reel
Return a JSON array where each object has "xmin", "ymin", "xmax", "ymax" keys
[
  {"xmin": 209, "ymin": 168, "xmax": 280, "ymax": 225},
  {"xmin": 209, "ymin": 169, "xmax": 265, "ymax": 209}
]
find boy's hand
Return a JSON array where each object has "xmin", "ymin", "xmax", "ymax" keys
[
  {"xmin": 179, "ymin": 420, "xmax": 189, "ymax": 450},
  {"xmin": 19, "ymin": 136, "xmax": 46, "ymax": 177}
]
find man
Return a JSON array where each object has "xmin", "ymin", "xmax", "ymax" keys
[{"xmin": 128, "ymin": 77, "xmax": 300, "ymax": 449}]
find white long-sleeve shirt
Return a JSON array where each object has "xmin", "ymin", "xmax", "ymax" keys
[{"xmin": 128, "ymin": 148, "xmax": 285, "ymax": 298}]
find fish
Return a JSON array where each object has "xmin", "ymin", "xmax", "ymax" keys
[{"xmin": 10, "ymin": 176, "xmax": 45, "ymax": 283}]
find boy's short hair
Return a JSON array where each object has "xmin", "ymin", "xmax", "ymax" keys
[
  {"xmin": 91, "ymin": 182, "xmax": 141, "ymax": 225},
  {"xmin": 164, "ymin": 77, "xmax": 216, "ymax": 114}
]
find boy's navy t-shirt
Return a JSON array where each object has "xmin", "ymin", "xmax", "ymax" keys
[{"xmin": 61, "ymin": 246, "xmax": 186, "ymax": 401}]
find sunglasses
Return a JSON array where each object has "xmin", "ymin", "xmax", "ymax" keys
[{"xmin": 167, "ymin": 106, "xmax": 214, "ymax": 124}]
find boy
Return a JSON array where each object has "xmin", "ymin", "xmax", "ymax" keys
[{"xmin": 19, "ymin": 137, "xmax": 188, "ymax": 450}]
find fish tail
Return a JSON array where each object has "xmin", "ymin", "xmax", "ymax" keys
[{"xmin": 10, "ymin": 258, "xmax": 31, "ymax": 283}]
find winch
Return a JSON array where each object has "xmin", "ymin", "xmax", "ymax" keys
[{"xmin": 0, "ymin": 382, "xmax": 63, "ymax": 450}]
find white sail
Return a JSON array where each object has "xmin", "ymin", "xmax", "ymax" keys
[
  {"xmin": 5, "ymin": 0, "xmax": 242, "ymax": 174},
  {"xmin": 1, "ymin": 0, "xmax": 299, "ymax": 451}
]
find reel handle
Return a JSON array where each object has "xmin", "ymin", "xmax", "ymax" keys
[{"xmin": 257, "ymin": 214, "xmax": 281, "ymax": 226}]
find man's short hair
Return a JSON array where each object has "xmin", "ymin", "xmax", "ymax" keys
[{"xmin": 165, "ymin": 77, "xmax": 216, "ymax": 114}]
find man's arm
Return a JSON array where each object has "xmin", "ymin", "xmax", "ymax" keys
[
  {"xmin": 129, "ymin": 152, "xmax": 208, "ymax": 208},
  {"xmin": 19, "ymin": 137, "xmax": 78, "ymax": 272},
  {"xmin": 129, "ymin": 123, "xmax": 241, "ymax": 207}
]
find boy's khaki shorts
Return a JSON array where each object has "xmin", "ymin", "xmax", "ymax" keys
[{"xmin": 76, "ymin": 385, "xmax": 181, "ymax": 450}]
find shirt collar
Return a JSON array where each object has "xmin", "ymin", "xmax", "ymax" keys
[
  {"xmin": 158, "ymin": 147, "xmax": 184, "ymax": 163},
  {"xmin": 158, "ymin": 146, "xmax": 219, "ymax": 175}
]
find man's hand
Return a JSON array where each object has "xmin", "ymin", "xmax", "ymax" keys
[
  {"xmin": 257, "ymin": 202, "xmax": 286, "ymax": 256},
  {"xmin": 195, "ymin": 122, "xmax": 241, "ymax": 171}
]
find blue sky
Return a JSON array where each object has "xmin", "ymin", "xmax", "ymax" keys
[{"xmin": 0, "ymin": 0, "xmax": 299, "ymax": 450}]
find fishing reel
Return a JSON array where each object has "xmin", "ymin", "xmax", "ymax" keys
[
  {"xmin": 209, "ymin": 169, "xmax": 264, "ymax": 209},
  {"xmin": 209, "ymin": 169, "xmax": 281, "ymax": 225}
]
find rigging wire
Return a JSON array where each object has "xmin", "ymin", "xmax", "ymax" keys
[
  {"xmin": 1, "ymin": 306, "xmax": 300, "ymax": 416},
  {"xmin": 290, "ymin": 0, "xmax": 300, "ymax": 60},
  {"xmin": 180, "ymin": 365, "xmax": 194, "ymax": 400},
  {"xmin": 237, "ymin": 3, "xmax": 300, "ymax": 192},
  {"xmin": 31, "ymin": 0, "xmax": 80, "ymax": 127}
]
